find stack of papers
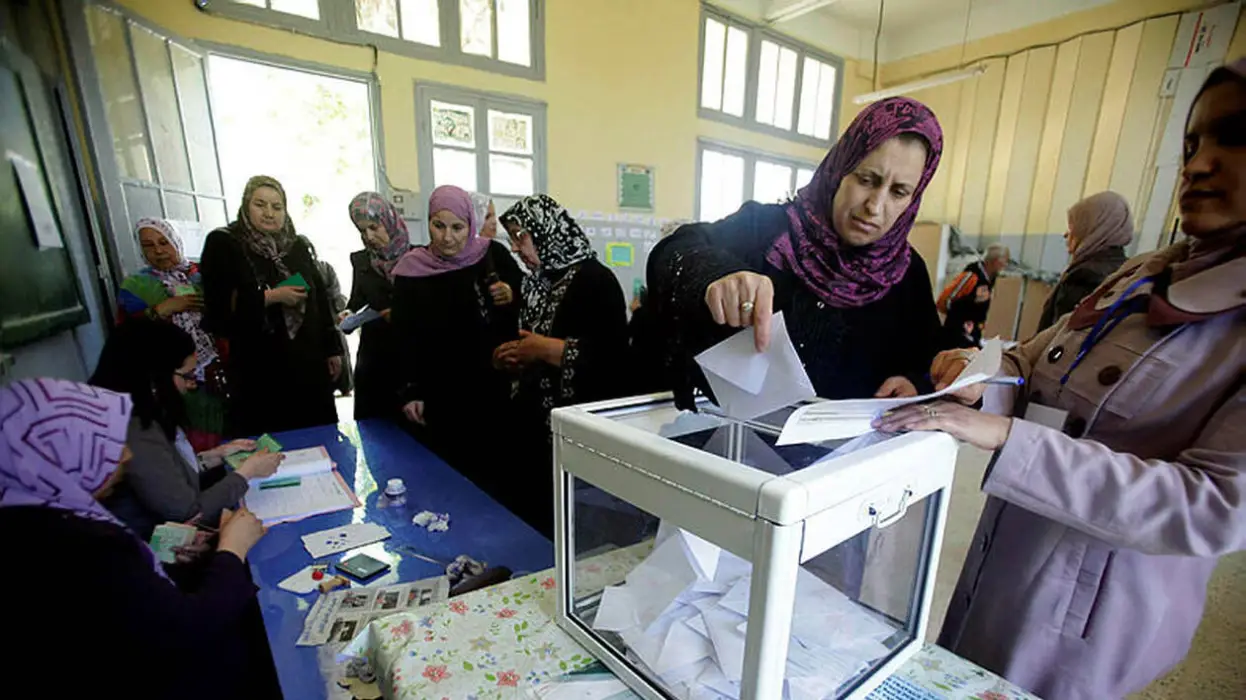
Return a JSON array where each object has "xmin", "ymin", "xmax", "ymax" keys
[
  {"xmin": 242, "ymin": 446, "xmax": 360, "ymax": 525},
  {"xmin": 776, "ymin": 340, "xmax": 1003, "ymax": 445},
  {"xmin": 339, "ymin": 305, "xmax": 383, "ymax": 333},
  {"xmin": 694, "ymin": 312, "xmax": 816, "ymax": 420},
  {"xmin": 590, "ymin": 523, "xmax": 896, "ymax": 699}
]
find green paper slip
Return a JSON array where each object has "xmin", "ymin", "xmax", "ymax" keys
[
  {"xmin": 172, "ymin": 284, "xmax": 197, "ymax": 297},
  {"xmin": 225, "ymin": 433, "xmax": 283, "ymax": 470},
  {"xmin": 277, "ymin": 272, "xmax": 308, "ymax": 289},
  {"xmin": 150, "ymin": 523, "xmax": 197, "ymax": 564}
]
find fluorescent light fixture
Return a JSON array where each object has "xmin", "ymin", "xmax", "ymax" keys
[
  {"xmin": 852, "ymin": 65, "xmax": 988, "ymax": 105},
  {"xmin": 764, "ymin": 0, "xmax": 841, "ymax": 24}
]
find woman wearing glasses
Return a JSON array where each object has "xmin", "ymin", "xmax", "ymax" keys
[{"xmin": 89, "ymin": 319, "xmax": 283, "ymax": 539}]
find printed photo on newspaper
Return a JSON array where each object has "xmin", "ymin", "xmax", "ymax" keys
[{"xmin": 298, "ymin": 575, "xmax": 450, "ymax": 647}]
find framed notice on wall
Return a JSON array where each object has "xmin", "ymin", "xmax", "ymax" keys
[{"xmin": 617, "ymin": 163, "xmax": 654, "ymax": 211}]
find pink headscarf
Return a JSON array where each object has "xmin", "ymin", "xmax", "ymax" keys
[{"xmin": 392, "ymin": 185, "xmax": 491, "ymax": 278}]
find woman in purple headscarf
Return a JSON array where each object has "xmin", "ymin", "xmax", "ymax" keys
[
  {"xmin": 649, "ymin": 97, "xmax": 945, "ymax": 408},
  {"xmin": 1, "ymin": 378, "xmax": 273, "ymax": 698},
  {"xmin": 389, "ymin": 185, "xmax": 523, "ymax": 485}
]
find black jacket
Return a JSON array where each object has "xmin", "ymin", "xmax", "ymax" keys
[
  {"xmin": 346, "ymin": 249, "xmax": 402, "ymax": 420},
  {"xmin": 648, "ymin": 202, "xmax": 944, "ymax": 407},
  {"xmin": 1036, "ymin": 245, "xmax": 1127, "ymax": 333}
]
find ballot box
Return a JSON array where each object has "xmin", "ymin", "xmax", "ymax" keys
[{"xmin": 552, "ymin": 395, "xmax": 958, "ymax": 700}]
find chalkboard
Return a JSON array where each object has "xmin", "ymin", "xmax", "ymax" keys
[{"xmin": 0, "ymin": 52, "xmax": 87, "ymax": 348}]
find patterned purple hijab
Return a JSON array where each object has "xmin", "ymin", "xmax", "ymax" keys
[
  {"xmin": 0, "ymin": 379, "xmax": 170, "ymax": 580},
  {"xmin": 348, "ymin": 191, "xmax": 413, "ymax": 281},
  {"xmin": 766, "ymin": 97, "xmax": 943, "ymax": 308},
  {"xmin": 392, "ymin": 185, "xmax": 491, "ymax": 278}
]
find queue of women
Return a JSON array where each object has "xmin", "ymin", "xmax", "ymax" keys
[{"xmin": 3, "ymin": 59, "xmax": 1241, "ymax": 700}]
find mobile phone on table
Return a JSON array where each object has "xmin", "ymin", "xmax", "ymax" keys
[{"xmin": 337, "ymin": 553, "xmax": 391, "ymax": 581}]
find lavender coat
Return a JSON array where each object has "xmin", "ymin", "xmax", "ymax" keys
[{"xmin": 938, "ymin": 244, "xmax": 1246, "ymax": 699}]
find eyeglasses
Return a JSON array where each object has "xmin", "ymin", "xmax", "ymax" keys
[{"xmin": 173, "ymin": 370, "xmax": 197, "ymax": 384}]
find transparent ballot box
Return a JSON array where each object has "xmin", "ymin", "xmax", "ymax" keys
[{"xmin": 552, "ymin": 396, "xmax": 957, "ymax": 700}]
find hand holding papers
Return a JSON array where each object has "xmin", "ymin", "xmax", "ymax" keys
[
  {"xmin": 777, "ymin": 339, "xmax": 1004, "ymax": 445},
  {"xmin": 694, "ymin": 312, "xmax": 815, "ymax": 420},
  {"xmin": 339, "ymin": 305, "xmax": 383, "ymax": 333}
]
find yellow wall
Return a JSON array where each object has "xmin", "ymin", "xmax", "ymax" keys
[
  {"xmin": 114, "ymin": 0, "xmax": 832, "ymax": 220},
  {"xmin": 879, "ymin": 0, "xmax": 1244, "ymax": 269}
]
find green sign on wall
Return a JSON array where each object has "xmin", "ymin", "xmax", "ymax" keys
[{"xmin": 618, "ymin": 163, "xmax": 654, "ymax": 211}]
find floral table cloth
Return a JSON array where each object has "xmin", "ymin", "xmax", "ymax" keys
[{"xmin": 344, "ymin": 544, "xmax": 1037, "ymax": 700}]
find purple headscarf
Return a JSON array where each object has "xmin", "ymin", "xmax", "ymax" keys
[
  {"xmin": 0, "ymin": 378, "xmax": 170, "ymax": 580},
  {"xmin": 766, "ymin": 97, "xmax": 944, "ymax": 308},
  {"xmin": 392, "ymin": 185, "xmax": 491, "ymax": 278},
  {"xmin": 348, "ymin": 191, "xmax": 413, "ymax": 281}
]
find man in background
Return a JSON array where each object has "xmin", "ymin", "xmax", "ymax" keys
[{"xmin": 938, "ymin": 243, "xmax": 1010, "ymax": 348}]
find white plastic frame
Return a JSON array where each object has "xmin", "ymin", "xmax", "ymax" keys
[{"xmin": 552, "ymin": 394, "xmax": 957, "ymax": 700}]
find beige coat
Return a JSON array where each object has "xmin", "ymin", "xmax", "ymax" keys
[{"xmin": 939, "ymin": 242, "xmax": 1246, "ymax": 699}]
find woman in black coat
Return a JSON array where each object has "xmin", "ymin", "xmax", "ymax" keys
[
  {"xmin": 391, "ymin": 185, "xmax": 522, "ymax": 488},
  {"xmin": 1035, "ymin": 191, "xmax": 1132, "ymax": 332},
  {"xmin": 650, "ymin": 97, "xmax": 946, "ymax": 409},
  {"xmin": 1, "ymin": 378, "xmax": 276, "ymax": 699},
  {"xmin": 344, "ymin": 192, "xmax": 415, "ymax": 421},
  {"xmin": 200, "ymin": 175, "xmax": 341, "ymax": 436},
  {"xmin": 494, "ymin": 195, "xmax": 630, "ymax": 535}
]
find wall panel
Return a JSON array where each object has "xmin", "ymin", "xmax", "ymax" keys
[
  {"xmin": 1084, "ymin": 23, "xmax": 1143, "ymax": 196},
  {"xmin": 1001, "ymin": 45, "xmax": 1054, "ymax": 266},
  {"xmin": 957, "ymin": 58, "xmax": 1006, "ymax": 246},
  {"xmin": 1109, "ymin": 16, "xmax": 1180, "ymax": 215},
  {"xmin": 980, "ymin": 53, "xmax": 1028, "ymax": 242}
]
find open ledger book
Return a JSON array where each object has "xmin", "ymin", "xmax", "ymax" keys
[{"xmin": 242, "ymin": 447, "xmax": 360, "ymax": 525}]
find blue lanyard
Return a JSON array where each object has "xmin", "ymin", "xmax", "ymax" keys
[{"xmin": 1060, "ymin": 276, "xmax": 1156, "ymax": 386}]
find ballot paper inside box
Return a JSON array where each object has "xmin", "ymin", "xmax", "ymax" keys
[{"xmin": 551, "ymin": 395, "xmax": 958, "ymax": 700}]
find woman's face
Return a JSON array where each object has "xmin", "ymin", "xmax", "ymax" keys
[
  {"xmin": 481, "ymin": 201, "xmax": 498, "ymax": 239},
  {"xmin": 1180, "ymin": 81, "xmax": 1246, "ymax": 237},
  {"xmin": 172, "ymin": 353, "xmax": 197, "ymax": 395},
  {"xmin": 505, "ymin": 221, "xmax": 540, "ymax": 269},
  {"xmin": 1064, "ymin": 213, "xmax": 1079, "ymax": 255},
  {"xmin": 830, "ymin": 136, "xmax": 927, "ymax": 247},
  {"xmin": 247, "ymin": 185, "xmax": 287, "ymax": 235},
  {"xmin": 139, "ymin": 227, "xmax": 180, "ymax": 271},
  {"xmin": 357, "ymin": 219, "xmax": 391, "ymax": 249},
  {"xmin": 429, "ymin": 209, "xmax": 470, "ymax": 258}
]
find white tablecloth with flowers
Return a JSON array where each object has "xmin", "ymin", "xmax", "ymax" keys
[{"xmin": 344, "ymin": 545, "xmax": 1036, "ymax": 700}]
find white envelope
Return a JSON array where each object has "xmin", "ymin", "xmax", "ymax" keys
[{"xmin": 695, "ymin": 312, "xmax": 816, "ymax": 420}]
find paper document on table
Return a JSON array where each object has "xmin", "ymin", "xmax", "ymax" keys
[
  {"xmin": 777, "ymin": 339, "xmax": 1003, "ymax": 445},
  {"xmin": 244, "ymin": 468, "xmax": 360, "ymax": 525},
  {"xmin": 694, "ymin": 312, "xmax": 815, "ymax": 420},
  {"xmin": 302, "ymin": 522, "xmax": 391, "ymax": 559}
]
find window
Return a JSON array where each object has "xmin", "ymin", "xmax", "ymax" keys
[
  {"xmin": 699, "ymin": 6, "xmax": 843, "ymax": 145},
  {"xmin": 80, "ymin": 4, "xmax": 228, "ymax": 273},
  {"xmin": 211, "ymin": 0, "xmax": 543, "ymax": 78},
  {"xmin": 417, "ymin": 84, "xmax": 546, "ymax": 206},
  {"xmin": 697, "ymin": 141, "xmax": 816, "ymax": 223}
]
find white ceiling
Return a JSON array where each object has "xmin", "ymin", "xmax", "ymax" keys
[{"xmin": 710, "ymin": 0, "xmax": 1120, "ymax": 62}]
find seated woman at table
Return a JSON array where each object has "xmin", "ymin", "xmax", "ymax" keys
[
  {"xmin": 647, "ymin": 97, "xmax": 946, "ymax": 408},
  {"xmin": 392, "ymin": 185, "xmax": 522, "ymax": 486},
  {"xmin": 118, "ymin": 217, "xmax": 226, "ymax": 451},
  {"xmin": 877, "ymin": 59, "xmax": 1246, "ymax": 700},
  {"xmin": 1035, "ymin": 190, "xmax": 1133, "ymax": 332},
  {"xmin": 1, "ymin": 378, "xmax": 275, "ymax": 699},
  {"xmin": 90, "ymin": 318, "xmax": 283, "ymax": 538},
  {"xmin": 346, "ymin": 191, "xmax": 414, "ymax": 421},
  {"xmin": 494, "ymin": 195, "xmax": 629, "ymax": 535},
  {"xmin": 200, "ymin": 175, "xmax": 342, "ymax": 436}
]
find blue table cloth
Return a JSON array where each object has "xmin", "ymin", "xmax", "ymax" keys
[{"xmin": 247, "ymin": 419, "xmax": 554, "ymax": 700}]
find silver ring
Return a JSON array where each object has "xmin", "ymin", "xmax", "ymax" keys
[
  {"xmin": 740, "ymin": 300, "xmax": 756, "ymax": 316},
  {"xmin": 923, "ymin": 405, "xmax": 939, "ymax": 419}
]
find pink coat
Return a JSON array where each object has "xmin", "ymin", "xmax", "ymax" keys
[{"xmin": 938, "ymin": 242, "xmax": 1246, "ymax": 699}]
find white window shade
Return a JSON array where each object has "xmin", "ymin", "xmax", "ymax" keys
[
  {"xmin": 699, "ymin": 149, "xmax": 745, "ymax": 223},
  {"xmin": 700, "ymin": 18, "xmax": 726, "ymax": 112},
  {"xmin": 754, "ymin": 161, "xmax": 794, "ymax": 203}
]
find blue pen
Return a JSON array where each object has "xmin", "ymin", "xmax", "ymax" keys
[{"xmin": 982, "ymin": 376, "xmax": 1025, "ymax": 387}]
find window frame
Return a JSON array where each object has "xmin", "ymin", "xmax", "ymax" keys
[
  {"xmin": 694, "ymin": 139, "xmax": 818, "ymax": 223},
  {"xmin": 414, "ymin": 81, "xmax": 547, "ymax": 210},
  {"xmin": 207, "ymin": 0, "xmax": 546, "ymax": 81},
  {"xmin": 697, "ymin": 4, "xmax": 844, "ymax": 148}
]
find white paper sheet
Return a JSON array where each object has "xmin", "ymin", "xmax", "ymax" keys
[
  {"xmin": 244, "ymin": 470, "xmax": 359, "ymax": 525},
  {"xmin": 301, "ymin": 522, "xmax": 391, "ymax": 559},
  {"xmin": 777, "ymin": 339, "xmax": 1003, "ymax": 445},
  {"xmin": 694, "ymin": 312, "xmax": 816, "ymax": 420},
  {"xmin": 278, "ymin": 564, "xmax": 322, "ymax": 594},
  {"xmin": 257, "ymin": 446, "xmax": 335, "ymax": 483}
]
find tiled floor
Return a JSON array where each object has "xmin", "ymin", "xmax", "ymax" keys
[{"xmin": 934, "ymin": 446, "xmax": 1246, "ymax": 699}]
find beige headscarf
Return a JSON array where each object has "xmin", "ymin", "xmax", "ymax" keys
[
  {"xmin": 1067, "ymin": 191, "xmax": 1133, "ymax": 267},
  {"xmin": 233, "ymin": 175, "xmax": 304, "ymax": 338}
]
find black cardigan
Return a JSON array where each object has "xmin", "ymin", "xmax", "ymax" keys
[
  {"xmin": 200, "ymin": 226, "xmax": 342, "ymax": 435},
  {"xmin": 346, "ymin": 249, "xmax": 403, "ymax": 420},
  {"xmin": 648, "ymin": 201, "xmax": 943, "ymax": 408},
  {"xmin": 1036, "ymin": 245, "xmax": 1127, "ymax": 332},
  {"xmin": 1, "ymin": 506, "xmax": 260, "ymax": 699}
]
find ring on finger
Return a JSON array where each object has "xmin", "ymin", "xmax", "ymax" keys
[
  {"xmin": 740, "ymin": 300, "xmax": 756, "ymax": 316},
  {"xmin": 922, "ymin": 405, "xmax": 939, "ymax": 419}
]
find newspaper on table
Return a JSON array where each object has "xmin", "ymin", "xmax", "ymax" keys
[{"xmin": 298, "ymin": 575, "xmax": 450, "ymax": 647}]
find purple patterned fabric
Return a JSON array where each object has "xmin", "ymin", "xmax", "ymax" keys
[
  {"xmin": 0, "ymin": 378, "xmax": 170, "ymax": 580},
  {"xmin": 766, "ymin": 97, "xmax": 944, "ymax": 308}
]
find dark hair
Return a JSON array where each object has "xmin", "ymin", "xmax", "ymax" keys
[{"xmin": 90, "ymin": 318, "xmax": 196, "ymax": 440}]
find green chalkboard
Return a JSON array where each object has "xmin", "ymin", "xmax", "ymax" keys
[{"xmin": 0, "ymin": 52, "xmax": 87, "ymax": 349}]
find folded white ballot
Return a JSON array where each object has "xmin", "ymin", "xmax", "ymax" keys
[{"xmin": 694, "ymin": 312, "xmax": 816, "ymax": 420}]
